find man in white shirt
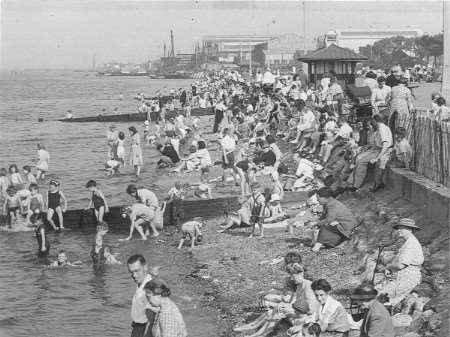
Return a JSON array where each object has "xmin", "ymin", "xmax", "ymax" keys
[
  {"xmin": 127, "ymin": 254, "xmax": 154, "ymax": 337},
  {"xmin": 290, "ymin": 108, "xmax": 316, "ymax": 144}
]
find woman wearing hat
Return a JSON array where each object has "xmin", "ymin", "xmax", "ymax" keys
[
  {"xmin": 377, "ymin": 218, "xmax": 423, "ymax": 306},
  {"xmin": 350, "ymin": 283, "xmax": 394, "ymax": 337}
]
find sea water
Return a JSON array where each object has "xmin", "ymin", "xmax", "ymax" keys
[{"xmin": 0, "ymin": 71, "xmax": 218, "ymax": 337}]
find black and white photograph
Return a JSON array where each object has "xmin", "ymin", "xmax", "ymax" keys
[{"xmin": 0, "ymin": 0, "xmax": 449, "ymax": 336}]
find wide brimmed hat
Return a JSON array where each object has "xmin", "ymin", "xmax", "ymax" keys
[
  {"xmin": 350, "ymin": 283, "xmax": 378, "ymax": 302},
  {"xmin": 393, "ymin": 218, "xmax": 421, "ymax": 230}
]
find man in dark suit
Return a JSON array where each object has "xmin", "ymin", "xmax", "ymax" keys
[{"xmin": 351, "ymin": 283, "xmax": 395, "ymax": 337}]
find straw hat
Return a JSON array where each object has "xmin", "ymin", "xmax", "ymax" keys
[{"xmin": 393, "ymin": 218, "xmax": 421, "ymax": 230}]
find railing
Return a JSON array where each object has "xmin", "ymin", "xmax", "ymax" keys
[{"xmin": 398, "ymin": 110, "xmax": 450, "ymax": 187}]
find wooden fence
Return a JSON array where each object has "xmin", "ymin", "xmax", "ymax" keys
[{"xmin": 398, "ymin": 110, "xmax": 450, "ymax": 187}]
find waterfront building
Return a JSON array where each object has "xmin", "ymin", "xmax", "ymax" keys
[
  {"xmin": 201, "ymin": 35, "xmax": 273, "ymax": 64},
  {"xmin": 252, "ymin": 33, "xmax": 314, "ymax": 70},
  {"xmin": 320, "ymin": 29, "xmax": 423, "ymax": 52}
]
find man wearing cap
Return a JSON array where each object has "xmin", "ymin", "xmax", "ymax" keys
[
  {"xmin": 351, "ymin": 283, "xmax": 394, "ymax": 337},
  {"xmin": 377, "ymin": 218, "xmax": 423, "ymax": 306}
]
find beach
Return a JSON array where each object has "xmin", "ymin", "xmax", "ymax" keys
[{"xmin": 0, "ymin": 70, "xmax": 447, "ymax": 337}]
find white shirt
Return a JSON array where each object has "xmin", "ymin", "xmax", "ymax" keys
[
  {"xmin": 371, "ymin": 85, "xmax": 391, "ymax": 106},
  {"xmin": 262, "ymin": 71, "xmax": 275, "ymax": 84},
  {"xmin": 196, "ymin": 148, "xmax": 212, "ymax": 167},
  {"xmin": 376, "ymin": 123, "xmax": 393, "ymax": 148},
  {"xmin": 337, "ymin": 123, "xmax": 352, "ymax": 139},
  {"xmin": 131, "ymin": 274, "xmax": 152, "ymax": 323},
  {"xmin": 297, "ymin": 109, "xmax": 315, "ymax": 132},
  {"xmin": 398, "ymin": 235, "xmax": 424, "ymax": 266},
  {"xmin": 137, "ymin": 189, "xmax": 159, "ymax": 209},
  {"xmin": 220, "ymin": 135, "xmax": 236, "ymax": 153}
]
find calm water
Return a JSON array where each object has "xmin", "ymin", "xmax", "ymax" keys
[{"xmin": 0, "ymin": 71, "xmax": 218, "ymax": 337}]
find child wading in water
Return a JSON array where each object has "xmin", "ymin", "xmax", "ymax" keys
[
  {"xmin": 91, "ymin": 224, "xmax": 121, "ymax": 268},
  {"xmin": 178, "ymin": 217, "xmax": 204, "ymax": 249},
  {"xmin": 86, "ymin": 180, "xmax": 109, "ymax": 224},
  {"xmin": 34, "ymin": 214, "xmax": 50, "ymax": 263},
  {"xmin": 3, "ymin": 186, "xmax": 20, "ymax": 228},
  {"xmin": 26, "ymin": 183, "xmax": 45, "ymax": 224},
  {"xmin": 9, "ymin": 164, "xmax": 23, "ymax": 188},
  {"xmin": 22, "ymin": 165, "xmax": 37, "ymax": 189},
  {"xmin": 46, "ymin": 180, "xmax": 67, "ymax": 230}
]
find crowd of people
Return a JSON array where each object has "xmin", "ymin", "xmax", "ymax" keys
[{"xmin": 0, "ymin": 64, "xmax": 440, "ymax": 337}]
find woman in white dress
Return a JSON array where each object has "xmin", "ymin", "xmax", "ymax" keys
[
  {"xmin": 36, "ymin": 143, "xmax": 50, "ymax": 180},
  {"xmin": 128, "ymin": 127, "xmax": 143, "ymax": 177}
]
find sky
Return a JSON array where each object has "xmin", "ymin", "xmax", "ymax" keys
[{"xmin": 0, "ymin": 0, "xmax": 445, "ymax": 69}]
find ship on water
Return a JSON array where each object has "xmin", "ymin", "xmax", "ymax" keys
[{"xmin": 97, "ymin": 61, "xmax": 151, "ymax": 76}]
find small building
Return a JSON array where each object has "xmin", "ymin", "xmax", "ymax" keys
[
  {"xmin": 252, "ymin": 33, "xmax": 313, "ymax": 70},
  {"xmin": 297, "ymin": 44, "xmax": 368, "ymax": 86}
]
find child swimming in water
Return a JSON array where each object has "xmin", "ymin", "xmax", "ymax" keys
[
  {"xmin": 26, "ymin": 183, "xmax": 45, "ymax": 224},
  {"xmin": 46, "ymin": 180, "xmax": 67, "ymax": 230},
  {"xmin": 3, "ymin": 186, "xmax": 20, "ymax": 228},
  {"xmin": 49, "ymin": 250, "xmax": 82, "ymax": 267},
  {"xmin": 177, "ymin": 217, "xmax": 204, "ymax": 249},
  {"xmin": 86, "ymin": 180, "xmax": 109, "ymax": 224},
  {"xmin": 9, "ymin": 164, "xmax": 23, "ymax": 188}
]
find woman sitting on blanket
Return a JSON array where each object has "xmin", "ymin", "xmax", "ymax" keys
[{"xmin": 234, "ymin": 252, "xmax": 318, "ymax": 337}]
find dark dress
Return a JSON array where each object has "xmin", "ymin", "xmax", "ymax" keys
[
  {"xmin": 92, "ymin": 192, "xmax": 105, "ymax": 210},
  {"xmin": 47, "ymin": 191, "xmax": 61, "ymax": 210}
]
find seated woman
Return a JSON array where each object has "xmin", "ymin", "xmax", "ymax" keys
[
  {"xmin": 217, "ymin": 196, "xmax": 251, "ymax": 233},
  {"xmin": 156, "ymin": 143, "xmax": 180, "ymax": 168},
  {"xmin": 376, "ymin": 218, "xmax": 424, "ymax": 306},
  {"xmin": 172, "ymin": 145, "xmax": 201, "ymax": 173},
  {"xmin": 288, "ymin": 279, "xmax": 351, "ymax": 337},
  {"xmin": 234, "ymin": 253, "xmax": 318, "ymax": 337},
  {"xmin": 311, "ymin": 188, "xmax": 357, "ymax": 252}
]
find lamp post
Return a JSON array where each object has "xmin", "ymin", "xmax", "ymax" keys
[{"xmin": 442, "ymin": 0, "xmax": 450, "ymax": 101}]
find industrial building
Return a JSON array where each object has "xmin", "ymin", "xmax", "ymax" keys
[
  {"xmin": 202, "ymin": 35, "xmax": 273, "ymax": 63},
  {"xmin": 252, "ymin": 33, "xmax": 314, "ymax": 69},
  {"xmin": 321, "ymin": 29, "xmax": 423, "ymax": 52}
]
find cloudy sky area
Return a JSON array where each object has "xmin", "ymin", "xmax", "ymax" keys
[{"xmin": 1, "ymin": 0, "xmax": 445, "ymax": 69}]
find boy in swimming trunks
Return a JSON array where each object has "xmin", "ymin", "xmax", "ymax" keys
[
  {"xmin": 46, "ymin": 180, "xmax": 67, "ymax": 230},
  {"xmin": 3, "ymin": 186, "xmax": 20, "ymax": 228},
  {"xmin": 86, "ymin": 180, "xmax": 109, "ymax": 224},
  {"xmin": 49, "ymin": 250, "xmax": 82, "ymax": 267},
  {"xmin": 177, "ymin": 217, "xmax": 204, "ymax": 249},
  {"xmin": 26, "ymin": 183, "xmax": 45, "ymax": 224}
]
